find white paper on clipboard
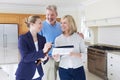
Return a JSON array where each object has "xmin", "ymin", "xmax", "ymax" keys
[{"xmin": 52, "ymin": 45, "xmax": 74, "ymax": 55}]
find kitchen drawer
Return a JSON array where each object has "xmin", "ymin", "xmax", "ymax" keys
[
  {"xmin": 107, "ymin": 52, "xmax": 120, "ymax": 80},
  {"xmin": 88, "ymin": 59, "xmax": 96, "ymax": 73},
  {"xmin": 87, "ymin": 47, "xmax": 107, "ymax": 80}
]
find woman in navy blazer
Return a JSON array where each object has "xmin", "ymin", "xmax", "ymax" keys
[{"xmin": 15, "ymin": 15, "xmax": 52, "ymax": 80}]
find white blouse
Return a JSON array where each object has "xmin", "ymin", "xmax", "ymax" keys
[
  {"xmin": 33, "ymin": 41, "xmax": 39, "ymax": 79},
  {"xmin": 55, "ymin": 33, "xmax": 86, "ymax": 69}
]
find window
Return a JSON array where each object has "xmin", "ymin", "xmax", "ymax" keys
[{"xmin": 80, "ymin": 14, "xmax": 91, "ymax": 41}]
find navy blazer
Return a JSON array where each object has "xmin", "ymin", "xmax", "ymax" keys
[{"xmin": 15, "ymin": 31, "xmax": 46, "ymax": 80}]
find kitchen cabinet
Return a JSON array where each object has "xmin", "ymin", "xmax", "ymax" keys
[
  {"xmin": 0, "ymin": 24, "xmax": 19, "ymax": 64},
  {"xmin": 56, "ymin": 18, "xmax": 61, "ymax": 22},
  {"xmin": 88, "ymin": 47, "xmax": 107, "ymax": 80},
  {"xmin": 107, "ymin": 51, "xmax": 120, "ymax": 80},
  {"xmin": 19, "ymin": 14, "xmax": 30, "ymax": 35},
  {"xmin": 0, "ymin": 14, "xmax": 19, "ymax": 23}
]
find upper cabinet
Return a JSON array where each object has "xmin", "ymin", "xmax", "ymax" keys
[
  {"xmin": 0, "ymin": 13, "xmax": 60, "ymax": 36},
  {"xmin": 0, "ymin": 13, "xmax": 19, "ymax": 23},
  {"xmin": 19, "ymin": 14, "xmax": 30, "ymax": 35},
  {"xmin": 56, "ymin": 18, "xmax": 61, "ymax": 22}
]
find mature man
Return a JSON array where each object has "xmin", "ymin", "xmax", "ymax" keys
[{"xmin": 39, "ymin": 5, "xmax": 62, "ymax": 80}]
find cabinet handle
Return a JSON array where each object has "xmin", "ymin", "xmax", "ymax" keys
[
  {"xmin": 3, "ymin": 34, "xmax": 7, "ymax": 48},
  {"xmin": 3, "ymin": 34, "xmax": 4, "ymax": 47},
  {"xmin": 111, "ymin": 57, "xmax": 113, "ymax": 59},
  {"xmin": 5, "ymin": 34, "xmax": 7, "ymax": 48},
  {"xmin": 110, "ymin": 73, "xmax": 113, "ymax": 76},
  {"xmin": 0, "ymin": 67, "xmax": 2, "ymax": 69},
  {"xmin": 110, "ymin": 64, "xmax": 113, "ymax": 66}
]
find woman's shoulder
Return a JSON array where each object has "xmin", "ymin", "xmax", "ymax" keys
[
  {"xmin": 37, "ymin": 34, "xmax": 46, "ymax": 41},
  {"xmin": 73, "ymin": 33, "xmax": 83, "ymax": 40},
  {"xmin": 55, "ymin": 34, "xmax": 63, "ymax": 41},
  {"xmin": 57, "ymin": 34, "xmax": 64, "ymax": 38},
  {"xmin": 18, "ymin": 32, "xmax": 27, "ymax": 39},
  {"xmin": 18, "ymin": 33, "xmax": 28, "ymax": 43}
]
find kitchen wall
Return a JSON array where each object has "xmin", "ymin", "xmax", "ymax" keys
[
  {"xmin": 58, "ymin": 6, "xmax": 84, "ymax": 32},
  {"xmin": 85, "ymin": 0, "xmax": 120, "ymax": 21},
  {"xmin": 85, "ymin": 0, "xmax": 120, "ymax": 46},
  {"xmin": 0, "ymin": 4, "xmax": 45, "ymax": 14},
  {"xmin": 98, "ymin": 26, "xmax": 120, "ymax": 46}
]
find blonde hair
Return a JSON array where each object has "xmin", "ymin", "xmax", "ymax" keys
[
  {"xmin": 46, "ymin": 5, "xmax": 58, "ymax": 15},
  {"xmin": 25, "ymin": 15, "xmax": 40, "ymax": 28},
  {"xmin": 61, "ymin": 15, "xmax": 77, "ymax": 35}
]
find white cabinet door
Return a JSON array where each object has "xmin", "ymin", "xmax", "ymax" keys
[
  {"xmin": 0, "ymin": 24, "xmax": 4, "ymax": 64},
  {"xmin": 0, "ymin": 24, "xmax": 19, "ymax": 64},
  {"xmin": 4, "ymin": 24, "xmax": 19, "ymax": 63},
  {"xmin": 107, "ymin": 52, "xmax": 120, "ymax": 80}
]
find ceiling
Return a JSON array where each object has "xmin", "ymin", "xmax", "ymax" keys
[
  {"xmin": 0, "ymin": 0, "xmax": 98, "ymax": 14},
  {"xmin": 0, "ymin": 0, "xmax": 89, "ymax": 7}
]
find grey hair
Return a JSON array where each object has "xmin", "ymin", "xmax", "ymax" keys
[{"xmin": 46, "ymin": 5, "xmax": 58, "ymax": 15}]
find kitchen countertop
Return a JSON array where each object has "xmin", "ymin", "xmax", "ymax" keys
[
  {"xmin": 88, "ymin": 43, "xmax": 120, "ymax": 51},
  {"xmin": 106, "ymin": 51, "xmax": 120, "ymax": 55},
  {"xmin": 90, "ymin": 43, "xmax": 120, "ymax": 48}
]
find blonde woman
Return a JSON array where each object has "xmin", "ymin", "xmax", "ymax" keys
[{"xmin": 53, "ymin": 15, "xmax": 86, "ymax": 80}]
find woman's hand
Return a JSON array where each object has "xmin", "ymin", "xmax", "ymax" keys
[
  {"xmin": 52, "ymin": 54, "xmax": 60, "ymax": 62},
  {"xmin": 41, "ymin": 55, "xmax": 48, "ymax": 61},
  {"xmin": 43, "ymin": 42, "xmax": 52, "ymax": 54},
  {"xmin": 37, "ymin": 54, "xmax": 49, "ymax": 66},
  {"xmin": 69, "ymin": 52, "xmax": 82, "ymax": 58}
]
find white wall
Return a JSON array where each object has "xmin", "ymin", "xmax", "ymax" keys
[
  {"xmin": 58, "ymin": 6, "xmax": 83, "ymax": 32},
  {"xmin": 98, "ymin": 26, "xmax": 120, "ymax": 46},
  {"xmin": 85, "ymin": 0, "xmax": 120, "ymax": 20},
  {"xmin": 0, "ymin": 4, "xmax": 45, "ymax": 14},
  {"xmin": 85, "ymin": 0, "xmax": 120, "ymax": 46}
]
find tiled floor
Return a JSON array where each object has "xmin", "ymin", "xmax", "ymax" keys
[
  {"xmin": 0, "ymin": 63, "xmax": 102, "ymax": 80},
  {"xmin": 85, "ymin": 69, "xmax": 102, "ymax": 80}
]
